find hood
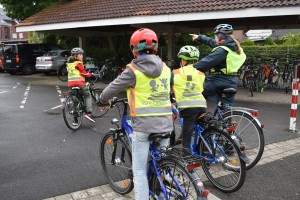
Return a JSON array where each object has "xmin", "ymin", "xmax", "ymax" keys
[
  {"xmin": 131, "ymin": 54, "xmax": 163, "ymax": 78},
  {"xmin": 218, "ymin": 37, "xmax": 237, "ymax": 51}
]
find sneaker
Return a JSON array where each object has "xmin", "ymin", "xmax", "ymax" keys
[{"xmin": 84, "ymin": 113, "xmax": 95, "ymax": 123}]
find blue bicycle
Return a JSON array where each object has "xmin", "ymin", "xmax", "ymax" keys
[
  {"xmin": 99, "ymin": 98, "xmax": 208, "ymax": 199},
  {"xmin": 173, "ymin": 88, "xmax": 264, "ymax": 170},
  {"xmin": 171, "ymin": 98, "xmax": 247, "ymax": 193}
]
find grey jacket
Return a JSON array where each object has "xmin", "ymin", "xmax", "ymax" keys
[{"xmin": 99, "ymin": 54, "xmax": 173, "ymax": 133}]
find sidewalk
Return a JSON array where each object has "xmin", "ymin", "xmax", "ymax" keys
[
  {"xmin": 28, "ymin": 73, "xmax": 293, "ymax": 105},
  {"xmin": 43, "ymin": 137, "xmax": 300, "ymax": 200}
]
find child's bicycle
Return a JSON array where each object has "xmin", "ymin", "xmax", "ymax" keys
[
  {"xmin": 173, "ymin": 88, "xmax": 264, "ymax": 171},
  {"xmin": 99, "ymin": 98, "xmax": 209, "ymax": 199},
  {"xmin": 171, "ymin": 102, "xmax": 247, "ymax": 193},
  {"xmin": 62, "ymin": 77, "xmax": 109, "ymax": 130}
]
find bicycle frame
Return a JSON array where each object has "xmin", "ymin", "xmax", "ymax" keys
[
  {"xmin": 172, "ymin": 103, "xmax": 228, "ymax": 163},
  {"xmin": 110, "ymin": 99, "xmax": 195, "ymax": 200}
]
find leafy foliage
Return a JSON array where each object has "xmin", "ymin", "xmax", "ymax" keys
[{"xmin": 0, "ymin": 0, "xmax": 61, "ymax": 21}]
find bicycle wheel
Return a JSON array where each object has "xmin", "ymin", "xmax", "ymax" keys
[
  {"xmin": 62, "ymin": 95, "xmax": 83, "ymax": 130},
  {"xmin": 198, "ymin": 127, "xmax": 246, "ymax": 193},
  {"xmin": 150, "ymin": 157, "xmax": 206, "ymax": 200},
  {"xmin": 248, "ymin": 78, "xmax": 254, "ymax": 97},
  {"xmin": 91, "ymin": 88, "xmax": 109, "ymax": 118},
  {"xmin": 222, "ymin": 110, "xmax": 264, "ymax": 170},
  {"xmin": 57, "ymin": 65, "xmax": 68, "ymax": 82},
  {"xmin": 100, "ymin": 131, "xmax": 133, "ymax": 194}
]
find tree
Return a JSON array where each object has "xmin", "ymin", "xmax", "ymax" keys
[{"xmin": 0, "ymin": 0, "xmax": 60, "ymax": 21}]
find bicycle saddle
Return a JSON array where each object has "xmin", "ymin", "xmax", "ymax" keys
[
  {"xmin": 218, "ymin": 88, "xmax": 237, "ymax": 95},
  {"xmin": 149, "ymin": 132, "xmax": 170, "ymax": 141}
]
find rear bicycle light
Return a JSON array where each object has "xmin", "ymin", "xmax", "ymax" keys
[{"xmin": 251, "ymin": 110, "xmax": 259, "ymax": 117}]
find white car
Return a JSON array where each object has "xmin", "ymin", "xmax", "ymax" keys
[{"xmin": 36, "ymin": 50, "xmax": 71, "ymax": 74}]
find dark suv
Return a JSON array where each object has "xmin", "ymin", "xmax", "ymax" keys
[{"xmin": 2, "ymin": 43, "xmax": 62, "ymax": 75}]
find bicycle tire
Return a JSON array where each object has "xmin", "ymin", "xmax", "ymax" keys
[
  {"xmin": 222, "ymin": 110, "xmax": 264, "ymax": 170},
  {"xmin": 57, "ymin": 65, "xmax": 68, "ymax": 82},
  {"xmin": 100, "ymin": 131, "xmax": 133, "ymax": 195},
  {"xmin": 91, "ymin": 88, "xmax": 109, "ymax": 118},
  {"xmin": 249, "ymin": 78, "xmax": 254, "ymax": 97},
  {"xmin": 62, "ymin": 95, "xmax": 83, "ymax": 130},
  {"xmin": 198, "ymin": 127, "xmax": 246, "ymax": 193},
  {"xmin": 150, "ymin": 157, "xmax": 206, "ymax": 200}
]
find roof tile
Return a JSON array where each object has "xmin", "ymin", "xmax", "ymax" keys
[{"xmin": 18, "ymin": 0, "xmax": 300, "ymax": 26}]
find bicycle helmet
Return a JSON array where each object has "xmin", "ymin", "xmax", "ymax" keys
[
  {"xmin": 130, "ymin": 28, "xmax": 158, "ymax": 55},
  {"xmin": 213, "ymin": 24, "xmax": 233, "ymax": 35},
  {"xmin": 71, "ymin": 47, "xmax": 84, "ymax": 54},
  {"xmin": 177, "ymin": 46, "xmax": 200, "ymax": 61}
]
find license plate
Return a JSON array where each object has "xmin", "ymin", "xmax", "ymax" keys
[{"xmin": 6, "ymin": 60, "xmax": 11, "ymax": 63}]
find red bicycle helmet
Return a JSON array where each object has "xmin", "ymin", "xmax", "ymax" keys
[{"xmin": 130, "ymin": 28, "xmax": 158, "ymax": 56}]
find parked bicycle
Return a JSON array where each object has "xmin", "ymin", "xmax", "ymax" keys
[
  {"xmin": 99, "ymin": 98, "xmax": 209, "ymax": 199},
  {"xmin": 173, "ymin": 88, "xmax": 264, "ymax": 171},
  {"xmin": 62, "ymin": 78, "xmax": 109, "ymax": 130},
  {"xmin": 57, "ymin": 64, "xmax": 68, "ymax": 82},
  {"xmin": 282, "ymin": 53, "xmax": 299, "ymax": 94},
  {"xmin": 238, "ymin": 60, "xmax": 258, "ymax": 97},
  {"xmin": 255, "ymin": 57, "xmax": 280, "ymax": 93}
]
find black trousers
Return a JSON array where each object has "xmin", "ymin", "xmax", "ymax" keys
[{"xmin": 180, "ymin": 107, "xmax": 207, "ymax": 150}]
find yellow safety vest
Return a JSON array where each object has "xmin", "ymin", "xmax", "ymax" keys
[
  {"xmin": 127, "ymin": 63, "xmax": 172, "ymax": 117},
  {"xmin": 67, "ymin": 61, "xmax": 85, "ymax": 82},
  {"xmin": 211, "ymin": 46, "xmax": 246, "ymax": 74},
  {"xmin": 173, "ymin": 65, "xmax": 206, "ymax": 108}
]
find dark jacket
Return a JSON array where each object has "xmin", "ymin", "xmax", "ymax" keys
[{"xmin": 193, "ymin": 35, "xmax": 238, "ymax": 73}]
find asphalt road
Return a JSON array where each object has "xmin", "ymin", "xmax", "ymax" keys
[{"xmin": 0, "ymin": 72, "xmax": 299, "ymax": 200}]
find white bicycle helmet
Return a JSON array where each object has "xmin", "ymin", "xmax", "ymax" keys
[
  {"xmin": 177, "ymin": 45, "xmax": 200, "ymax": 61},
  {"xmin": 71, "ymin": 47, "xmax": 84, "ymax": 54},
  {"xmin": 213, "ymin": 24, "xmax": 233, "ymax": 35}
]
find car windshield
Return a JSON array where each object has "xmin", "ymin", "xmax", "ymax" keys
[
  {"xmin": 43, "ymin": 51, "xmax": 59, "ymax": 56},
  {"xmin": 4, "ymin": 45, "xmax": 16, "ymax": 54}
]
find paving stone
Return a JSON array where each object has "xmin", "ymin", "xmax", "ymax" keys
[
  {"xmin": 86, "ymin": 186, "xmax": 104, "ymax": 197},
  {"xmin": 71, "ymin": 190, "xmax": 89, "ymax": 200},
  {"xmin": 54, "ymin": 194, "xmax": 73, "ymax": 200}
]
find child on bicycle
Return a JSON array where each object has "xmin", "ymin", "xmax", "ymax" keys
[
  {"xmin": 97, "ymin": 28, "xmax": 173, "ymax": 200},
  {"xmin": 171, "ymin": 45, "xmax": 207, "ymax": 151},
  {"xmin": 67, "ymin": 47, "xmax": 95, "ymax": 123}
]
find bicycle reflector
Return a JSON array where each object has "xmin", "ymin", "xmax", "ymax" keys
[
  {"xmin": 187, "ymin": 163, "xmax": 201, "ymax": 170},
  {"xmin": 251, "ymin": 110, "xmax": 259, "ymax": 117},
  {"xmin": 201, "ymin": 190, "xmax": 209, "ymax": 198}
]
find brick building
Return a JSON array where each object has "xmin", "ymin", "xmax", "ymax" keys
[{"xmin": 0, "ymin": 8, "xmax": 28, "ymax": 43}]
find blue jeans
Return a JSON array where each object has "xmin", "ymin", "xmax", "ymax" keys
[
  {"xmin": 132, "ymin": 131, "xmax": 169, "ymax": 200},
  {"xmin": 203, "ymin": 75, "xmax": 238, "ymax": 108}
]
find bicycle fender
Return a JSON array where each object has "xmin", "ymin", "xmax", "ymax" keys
[
  {"xmin": 230, "ymin": 135, "xmax": 250, "ymax": 164},
  {"xmin": 224, "ymin": 108, "xmax": 263, "ymax": 129}
]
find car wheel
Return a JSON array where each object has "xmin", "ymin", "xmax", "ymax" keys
[{"xmin": 23, "ymin": 64, "xmax": 35, "ymax": 75}]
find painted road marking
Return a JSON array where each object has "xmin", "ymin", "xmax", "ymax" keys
[{"xmin": 20, "ymin": 83, "xmax": 31, "ymax": 109}]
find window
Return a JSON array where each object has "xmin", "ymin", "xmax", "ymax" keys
[{"xmin": 4, "ymin": 26, "xmax": 9, "ymax": 39}]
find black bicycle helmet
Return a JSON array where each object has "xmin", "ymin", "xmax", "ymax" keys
[
  {"xmin": 71, "ymin": 47, "xmax": 84, "ymax": 54},
  {"xmin": 213, "ymin": 24, "xmax": 233, "ymax": 35}
]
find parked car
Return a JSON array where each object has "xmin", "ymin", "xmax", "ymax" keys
[
  {"xmin": 36, "ymin": 50, "xmax": 71, "ymax": 74},
  {"xmin": 2, "ymin": 43, "xmax": 62, "ymax": 75}
]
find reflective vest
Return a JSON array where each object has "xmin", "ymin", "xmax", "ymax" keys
[
  {"xmin": 127, "ymin": 63, "xmax": 172, "ymax": 117},
  {"xmin": 211, "ymin": 46, "xmax": 246, "ymax": 74},
  {"xmin": 67, "ymin": 61, "xmax": 85, "ymax": 84},
  {"xmin": 172, "ymin": 65, "xmax": 206, "ymax": 108}
]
